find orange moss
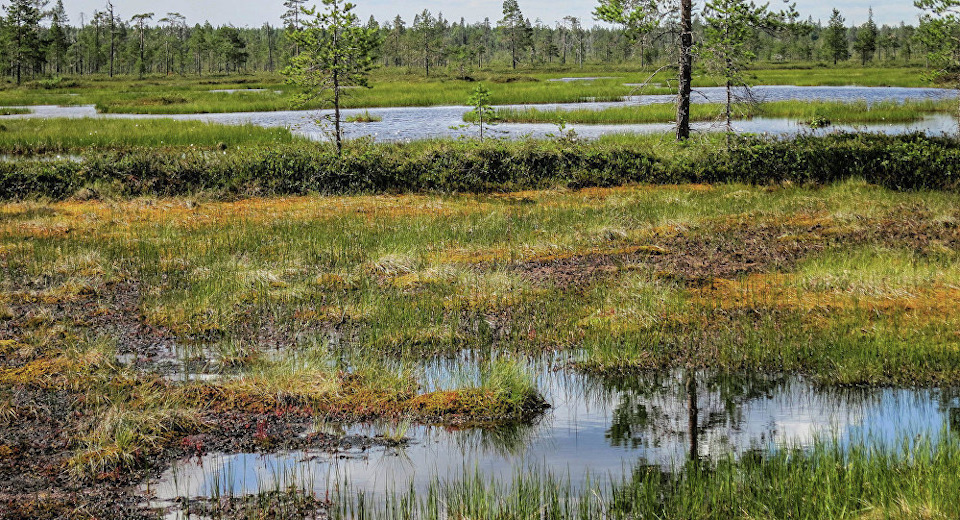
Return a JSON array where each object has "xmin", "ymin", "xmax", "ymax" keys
[
  {"xmin": 0, "ymin": 340, "xmax": 20, "ymax": 357},
  {"xmin": 694, "ymin": 274, "xmax": 960, "ymax": 323},
  {"xmin": 526, "ymin": 244, "xmax": 670, "ymax": 264},
  {"xmin": 0, "ymin": 186, "xmax": 724, "ymax": 244},
  {"xmin": 184, "ymin": 373, "xmax": 542, "ymax": 422},
  {"xmin": 0, "ymin": 357, "xmax": 76, "ymax": 388}
]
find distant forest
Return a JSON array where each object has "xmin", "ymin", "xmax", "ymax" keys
[{"xmin": 0, "ymin": 0, "xmax": 929, "ymax": 81}]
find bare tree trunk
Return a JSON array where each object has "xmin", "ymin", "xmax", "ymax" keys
[
  {"xmin": 334, "ymin": 35, "xmax": 343, "ymax": 155},
  {"xmin": 955, "ymin": 83, "xmax": 960, "ymax": 138},
  {"xmin": 686, "ymin": 370, "xmax": 699, "ymax": 462},
  {"xmin": 334, "ymin": 79, "xmax": 342, "ymax": 154},
  {"xmin": 677, "ymin": 0, "xmax": 693, "ymax": 140}
]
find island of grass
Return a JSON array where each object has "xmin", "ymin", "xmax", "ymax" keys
[
  {"xmin": 0, "ymin": 65, "xmax": 946, "ymax": 115},
  {"xmin": 473, "ymin": 99, "xmax": 957, "ymax": 126}
]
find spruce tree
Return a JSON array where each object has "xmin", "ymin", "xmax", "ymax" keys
[
  {"xmin": 48, "ymin": 0, "xmax": 68, "ymax": 74},
  {"xmin": 826, "ymin": 9, "xmax": 850, "ymax": 64},
  {"xmin": 853, "ymin": 8, "xmax": 878, "ymax": 65}
]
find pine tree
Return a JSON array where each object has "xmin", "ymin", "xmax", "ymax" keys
[
  {"xmin": 131, "ymin": 13, "xmax": 153, "ymax": 78},
  {"xmin": 283, "ymin": 0, "xmax": 382, "ymax": 154},
  {"xmin": 916, "ymin": 0, "xmax": 960, "ymax": 129},
  {"xmin": 105, "ymin": 1, "xmax": 116, "ymax": 77},
  {"xmin": 498, "ymin": 0, "xmax": 531, "ymax": 69},
  {"xmin": 413, "ymin": 10, "xmax": 439, "ymax": 75},
  {"xmin": 467, "ymin": 83, "xmax": 495, "ymax": 141},
  {"xmin": 282, "ymin": 0, "xmax": 308, "ymax": 55},
  {"xmin": 702, "ymin": 0, "xmax": 783, "ymax": 132},
  {"xmin": 385, "ymin": 15, "xmax": 405, "ymax": 67},
  {"xmin": 594, "ymin": 0, "xmax": 695, "ymax": 140},
  {"xmin": 2, "ymin": 0, "xmax": 47, "ymax": 84},
  {"xmin": 188, "ymin": 24, "xmax": 208, "ymax": 74}
]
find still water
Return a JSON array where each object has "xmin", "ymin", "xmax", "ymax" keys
[
  {"xmin": 143, "ymin": 358, "xmax": 958, "ymax": 505},
  {"xmin": 7, "ymin": 85, "xmax": 959, "ymax": 142}
]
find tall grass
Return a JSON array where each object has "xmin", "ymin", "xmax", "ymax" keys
[
  {"xmin": 482, "ymin": 99, "xmax": 956, "ymax": 125},
  {"xmin": 0, "ymin": 118, "xmax": 300, "ymax": 153},
  {"xmin": 333, "ymin": 434, "xmax": 960, "ymax": 519}
]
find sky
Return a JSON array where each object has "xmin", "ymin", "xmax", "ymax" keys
[{"xmin": 62, "ymin": 1, "xmax": 919, "ymax": 29}]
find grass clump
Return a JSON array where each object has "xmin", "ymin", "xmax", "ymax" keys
[
  {"xmin": 2, "ymin": 171, "xmax": 960, "ymax": 505},
  {"xmin": 0, "ymin": 66, "xmax": 937, "ymax": 115},
  {"xmin": 0, "ymin": 107, "xmax": 29, "ymax": 116},
  {"xmin": 337, "ymin": 435, "xmax": 960, "ymax": 519},
  {"xmin": 410, "ymin": 360, "xmax": 546, "ymax": 420},
  {"xmin": 345, "ymin": 110, "xmax": 382, "ymax": 123}
]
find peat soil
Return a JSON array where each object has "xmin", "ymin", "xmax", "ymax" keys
[
  {"xmin": 0, "ymin": 281, "xmax": 391, "ymax": 519},
  {"xmin": 517, "ymin": 208, "xmax": 960, "ymax": 289}
]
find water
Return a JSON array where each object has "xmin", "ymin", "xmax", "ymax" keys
[
  {"xmin": 546, "ymin": 77, "xmax": 620, "ymax": 82},
  {"xmin": 3, "ymin": 86, "xmax": 958, "ymax": 143},
  {"xmin": 143, "ymin": 359, "xmax": 959, "ymax": 508},
  {"xmin": 208, "ymin": 88, "xmax": 269, "ymax": 94}
]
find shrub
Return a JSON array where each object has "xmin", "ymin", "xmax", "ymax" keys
[{"xmin": 1, "ymin": 133, "xmax": 957, "ymax": 200}]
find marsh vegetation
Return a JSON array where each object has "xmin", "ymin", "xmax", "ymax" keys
[
  {"xmin": 0, "ymin": 0, "xmax": 959, "ymax": 518},
  {"xmin": 2, "ymin": 175, "xmax": 960, "ymax": 517}
]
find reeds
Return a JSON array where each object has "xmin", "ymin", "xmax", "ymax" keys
[
  {"xmin": 481, "ymin": 99, "xmax": 956, "ymax": 125},
  {"xmin": 332, "ymin": 434, "xmax": 960, "ymax": 519}
]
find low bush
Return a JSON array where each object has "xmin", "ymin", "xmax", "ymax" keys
[{"xmin": 0, "ymin": 132, "xmax": 957, "ymax": 200}]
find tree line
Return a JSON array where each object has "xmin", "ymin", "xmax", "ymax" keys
[{"xmin": 0, "ymin": 0, "xmax": 943, "ymax": 84}]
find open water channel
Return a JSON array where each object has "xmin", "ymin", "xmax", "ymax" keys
[{"xmin": 6, "ymin": 85, "xmax": 959, "ymax": 142}]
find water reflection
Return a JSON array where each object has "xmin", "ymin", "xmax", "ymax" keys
[{"xmin": 144, "ymin": 366, "xmax": 959, "ymax": 505}]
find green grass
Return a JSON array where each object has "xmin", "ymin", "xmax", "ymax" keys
[
  {"xmin": 747, "ymin": 65, "xmax": 937, "ymax": 88},
  {"xmin": 335, "ymin": 434, "xmax": 960, "ymax": 519},
  {"xmin": 0, "ymin": 107, "xmax": 29, "ymax": 116},
  {"xmin": 480, "ymin": 99, "xmax": 956, "ymax": 125},
  {"xmin": 0, "ymin": 65, "xmax": 941, "ymax": 115},
  {"xmin": 0, "ymin": 118, "xmax": 302, "ymax": 153},
  {"xmin": 345, "ymin": 110, "xmax": 383, "ymax": 123},
  {"xmin": 3, "ymin": 169, "xmax": 960, "ymax": 513},
  {"xmin": 5, "ymin": 178, "xmax": 960, "ymax": 385}
]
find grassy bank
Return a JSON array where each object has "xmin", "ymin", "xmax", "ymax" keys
[
  {"xmin": 481, "ymin": 99, "xmax": 955, "ymax": 125},
  {"xmin": 0, "ymin": 66, "xmax": 940, "ymax": 115},
  {"xmin": 0, "ymin": 118, "xmax": 301, "ymax": 154},
  {"xmin": 0, "ymin": 132, "xmax": 957, "ymax": 200}
]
